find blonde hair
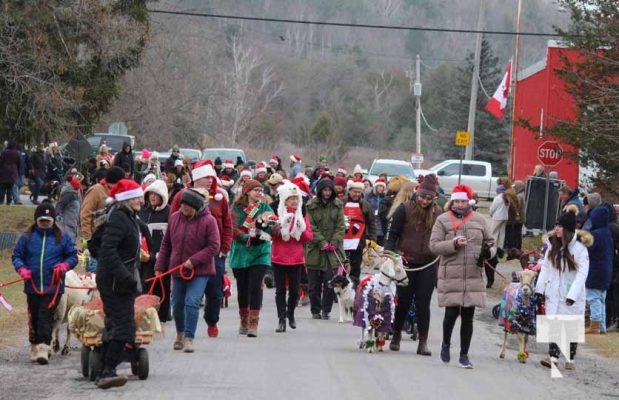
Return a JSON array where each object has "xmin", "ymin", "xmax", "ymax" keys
[{"xmin": 387, "ymin": 181, "xmax": 416, "ymax": 219}]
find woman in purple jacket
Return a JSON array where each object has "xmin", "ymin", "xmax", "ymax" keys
[
  {"xmin": 271, "ymin": 182, "xmax": 313, "ymax": 332},
  {"xmin": 155, "ymin": 189, "xmax": 220, "ymax": 353}
]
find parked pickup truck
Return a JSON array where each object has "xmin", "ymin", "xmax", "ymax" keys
[{"xmin": 416, "ymin": 160, "xmax": 499, "ymax": 199}]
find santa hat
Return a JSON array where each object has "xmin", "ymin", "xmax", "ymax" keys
[
  {"xmin": 192, "ymin": 160, "xmax": 217, "ymax": 181},
  {"xmin": 290, "ymin": 154, "xmax": 301, "ymax": 163},
  {"xmin": 291, "ymin": 176, "xmax": 310, "ymax": 197},
  {"xmin": 347, "ymin": 178, "xmax": 365, "ymax": 191},
  {"xmin": 223, "ymin": 159, "xmax": 234, "ymax": 169},
  {"xmin": 337, "ymin": 166, "xmax": 348, "ymax": 176},
  {"xmin": 333, "ymin": 176, "xmax": 348, "ymax": 188},
  {"xmin": 374, "ymin": 178, "xmax": 387, "ymax": 189},
  {"xmin": 450, "ymin": 184, "xmax": 476, "ymax": 205},
  {"xmin": 110, "ymin": 179, "xmax": 144, "ymax": 202},
  {"xmin": 256, "ymin": 163, "xmax": 267, "ymax": 174},
  {"xmin": 219, "ymin": 175, "xmax": 234, "ymax": 187},
  {"xmin": 269, "ymin": 156, "xmax": 279, "ymax": 166},
  {"xmin": 240, "ymin": 169, "xmax": 253, "ymax": 179}
]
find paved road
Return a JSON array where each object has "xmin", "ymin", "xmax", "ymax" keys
[{"xmin": 1, "ymin": 262, "xmax": 618, "ymax": 400}]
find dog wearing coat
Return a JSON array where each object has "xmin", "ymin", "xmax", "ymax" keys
[{"xmin": 328, "ymin": 275, "xmax": 355, "ymax": 323}]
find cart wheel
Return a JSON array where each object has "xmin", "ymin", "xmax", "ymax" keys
[
  {"xmin": 137, "ymin": 348, "xmax": 149, "ymax": 380},
  {"xmin": 89, "ymin": 348, "xmax": 103, "ymax": 382},
  {"xmin": 492, "ymin": 304, "xmax": 501, "ymax": 319},
  {"xmin": 80, "ymin": 346, "xmax": 90, "ymax": 378}
]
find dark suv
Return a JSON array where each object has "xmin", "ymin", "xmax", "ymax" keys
[{"xmin": 86, "ymin": 133, "xmax": 136, "ymax": 155}]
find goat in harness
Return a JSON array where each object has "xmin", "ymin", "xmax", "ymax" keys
[{"xmin": 353, "ymin": 251, "xmax": 409, "ymax": 353}]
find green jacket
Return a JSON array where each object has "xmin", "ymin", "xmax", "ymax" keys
[
  {"xmin": 305, "ymin": 197, "xmax": 346, "ymax": 271},
  {"xmin": 229, "ymin": 202, "xmax": 273, "ymax": 269}
]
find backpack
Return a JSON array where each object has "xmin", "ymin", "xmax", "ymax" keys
[{"xmin": 88, "ymin": 204, "xmax": 117, "ymax": 258}]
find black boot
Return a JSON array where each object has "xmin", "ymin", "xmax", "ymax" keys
[
  {"xmin": 288, "ymin": 314, "xmax": 296, "ymax": 329},
  {"xmin": 390, "ymin": 330, "xmax": 402, "ymax": 351},
  {"xmin": 416, "ymin": 335, "xmax": 432, "ymax": 356},
  {"xmin": 275, "ymin": 318, "xmax": 286, "ymax": 333},
  {"xmin": 96, "ymin": 368, "xmax": 128, "ymax": 390}
]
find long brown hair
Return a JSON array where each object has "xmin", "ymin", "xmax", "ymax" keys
[
  {"xmin": 548, "ymin": 230, "xmax": 577, "ymax": 271},
  {"xmin": 411, "ymin": 196, "xmax": 437, "ymax": 230}
]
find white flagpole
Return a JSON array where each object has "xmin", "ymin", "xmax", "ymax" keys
[{"xmin": 509, "ymin": 0, "xmax": 523, "ymax": 180}]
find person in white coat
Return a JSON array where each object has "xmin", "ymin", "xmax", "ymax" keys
[
  {"xmin": 489, "ymin": 184, "xmax": 509, "ymax": 249},
  {"xmin": 535, "ymin": 205, "xmax": 592, "ymax": 370}
]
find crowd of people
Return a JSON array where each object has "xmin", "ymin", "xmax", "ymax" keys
[{"xmin": 6, "ymin": 141, "xmax": 619, "ymax": 387}]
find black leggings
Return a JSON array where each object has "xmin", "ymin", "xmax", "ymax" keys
[
  {"xmin": 393, "ymin": 262, "xmax": 437, "ymax": 337},
  {"xmin": 233, "ymin": 265, "xmax": 266, "ymax": 310},
  {"xmin": 273, "ymin": 264, "xmax": 301, "ymax": 319},
  {"xmin": 27, "ymin": 293, "xmax": 57, "ymax": 345},
  {"xmin": 443, "ymin": 306, "xmax": 475, "ymax": 356},
  {"xmin": 549, "ymin": 342, "xmax": 578, "ymax": 360}
]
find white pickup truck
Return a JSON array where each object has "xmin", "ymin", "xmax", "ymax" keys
[{"xmin": 416, "ymin": 160, "xmax": 500, "ymax": 199}]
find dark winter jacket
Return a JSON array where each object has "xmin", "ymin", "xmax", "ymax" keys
[
  {"xmin": 586, "ymin": 206, "xmax": 614, "ymax": 290},
  {"xmin": 96, "ymin": 204, "xmax": 142, "ymax": 294},
  {"xmin": 0, "ymin": 146, "xmax": 20, "ymax": 184},
  {"xmin": 365, "ymin": 191, "xmax": 388, "ymax": 238},
  {"xmin": 12, "ymin": 226, "xmax": 77, "ymax": 295},
  {"xmin": 155, "ymin": 207, "xmax": 220, "ymax": 277},
  {"xmin": 30, "ymin": 150, "xmax": 46, "ymax": 178},
  {"xmin": 113, "ymin": 142, "xmax": 134, "ymax": 175}
]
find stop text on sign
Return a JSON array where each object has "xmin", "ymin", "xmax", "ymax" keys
[
  {"xmin": 537, "ymin": 141, "xmax": 564, "ymax": 167},
  {"xmin": 538, "ymin": 148, "xmax": 562, "ymax": 159}
]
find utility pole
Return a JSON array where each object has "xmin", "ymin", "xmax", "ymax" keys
[
  {"xmin": 465, "ymin": 0, "xmax": 485, "ymax": 160},
  {"xmin": 414, "ymin": 54, "xmax": 422, "ymax": 169}
]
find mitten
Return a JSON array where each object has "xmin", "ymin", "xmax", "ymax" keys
[
  {"xmin": 327, "ymin": 243, "xmax": 337, "ymax": 252},
  {"xmin": 54, "ymin": 262, "xmax": 70, "ymax": 273},
  {"xmin": 17, "ymin": 267, "xmax": 32, "ymax": 280},
  {"xmin": 320, "ymin": 242, "xmax": 331, "ymax": 251}
]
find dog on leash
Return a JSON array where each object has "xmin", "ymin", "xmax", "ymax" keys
[{"xmin": 327, "ymin": 275, "xmax": 355, "ymax": 323}]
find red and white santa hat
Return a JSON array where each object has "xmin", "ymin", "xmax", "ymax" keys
[
  {"xmin": 347, "ymin": 178, "xmax": 365, "ymax": 191},
  {"xmin": 290, "ymin": 154, "xmax": 301, "ymax": 163},
  {"xmin": 337, "ymin": 166, "xmax": 348, "ymax": 176},
  {"xmin": 269, "ymin": 156, "xmax": 279, "ymax": 166},
  {"xmin": 291, "ymin": 176, "xmax": 310, "ymax": 197},
  {"xmin": 110, "ymin": 179, "xmax": 144, "ymax": 202},
  {"xmin": 240, "ymin": 168, "xmax": 253, "ymax": 179},
  {"xmin": 219, "ymin": 175, "xmax": 234, "ymax": 187},
  {"xmin": 223, "ymin": 159, "xmax": 234, "ymax": 169},
  {"xmin": 192, "ymin": 160, "xmax": 217, "ymax": 181},
  {"xmin": 450, "ymin": 184, "xmax": 476, "ymax": 205},
  {"xmin": 256, "ymin": 162, "xmax": 267, "ymax": 174},
  {"xmin": 374, "ymin": 178, "xmax": 387, "ymax": 189}
]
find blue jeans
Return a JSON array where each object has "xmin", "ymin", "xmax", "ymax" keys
[
  {"xmin": 12, "ymin": 176, "xmax": 23, "ymax": 204},
  {"xmin": 587, "ymin": 288, "xmax": 607, "ymax": 331},
  {"xmin": 172, "ymin": 276, "xmax": 208, "ymax": 339},
  {"xmin": 203, "ymin": 255, "xmax": 226, "ymax": 326},
  {"xmin": 31, "ymin": 176, "xmax": 43, "ymax": 202}
]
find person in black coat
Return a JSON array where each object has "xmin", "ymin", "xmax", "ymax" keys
[
  {"xmin": 94, "ymin": 179, "xmax": 144, "ymax": 389},
  {"xmin": 0, "ymin": 142, "xmax": 20, "ymax": 205},
  {"xmin": 112, "ymin": 141, "xmax": 135, "ymax": 179},
  {"xmin": 30, "ymin": 145, "xmax": 47, "ymax": 205}
]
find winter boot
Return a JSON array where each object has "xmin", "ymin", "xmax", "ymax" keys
[
  {"xmin": 276, "ymin": 318, "xmax": 286, "ymax": 333},
  {"xmin": 36, "ymin": 344, "xmax": 49, "ymax": 365},
  {"xmin": 389, "ymin": 330, "xmax": 402, "ymax": 351},
  {"xmin": 416, "ymin": 335, "xmax": 432, "ymax": 356},
  {"xmin": 239, "ymin": 308, "xmax": 249, "ymax": 335},
  {"xmin": 585, "ymin": 320, "xmax": 600, "ymax": 334},
  {"xmin": 247, "ymin": 309, "xmax": 260, "ymax": 337},
  {"xmin": 96, "ymin": 369, "xmax": 128, "ymax": 390},
  {"xmin": 287, "ymin": 312, "xmax": 297, "ymax": 329},
  {"xmin": 173, "ymin": 332, "xmax": 184, "ymax": 350},
  {"xmin": 183, "ymin": 338, "xmax": 194, "ymax": 353},
  {"xmin": 29, "ymin": 344, "xmax": 37, "ymax": 362}
]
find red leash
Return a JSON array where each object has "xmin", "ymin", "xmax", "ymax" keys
[
  {"xmin": 145, "ymin": 263, "xmax": 195, "ymax": 304},
  {"xmin": 27, "ymin": 268, "xmax": 64, "ymax": 309}
]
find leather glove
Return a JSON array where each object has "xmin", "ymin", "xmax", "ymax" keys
[
  {"xmin": 54, "ymin": 262, "xmax": 70, "ymax": 273},
  {"xmin": 17, "ymin": 267, "xmax": 32, "ymax": 280}
]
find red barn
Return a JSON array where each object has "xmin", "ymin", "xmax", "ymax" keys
[{"xmin": 510, "ymin": 41, "xmax": 581, "ymax": 188}]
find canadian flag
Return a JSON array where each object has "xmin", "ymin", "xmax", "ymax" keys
[{"xmin": 485, "ymin": 60, "xmax": 512, "ymax": 120}]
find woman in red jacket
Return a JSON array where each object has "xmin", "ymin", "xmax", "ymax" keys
[{"xmin": 271, "ymin": 182, "xmax": 313, "ymax": 332}]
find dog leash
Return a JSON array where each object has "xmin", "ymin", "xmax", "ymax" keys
[{"xmin": 401, "ymin": 256, "xmax": 440, "ymax": 272}]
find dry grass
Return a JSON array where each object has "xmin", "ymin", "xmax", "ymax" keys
[{"xmin": 584, "ymin": 331, "xmax": 619, "ymax": 358}]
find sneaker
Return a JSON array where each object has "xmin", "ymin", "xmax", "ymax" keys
[
  {"xmin": 183, "ymin": 338, "xmax": 194, "ymax": 353},
  {"xmin": 458, "ymin": 354, "xmax": 474, "ymax": 369},
  {"xmin": 540, "ymin": 357, "xmax": 559, "ymax": 369},
  {"xmin": 440, "ymin": 342, "xmax": 450, "ymax": 364},
  {"xmin": 565, "ymin": 361, "xmax": 576, "ymax": 370},
  {"xmin": 312, "ymin": 314, "xmax": 322, "ymax": 320},
  {"xmin": 207, "ymin": 324, "xmax": 219, "ymax": 338}
]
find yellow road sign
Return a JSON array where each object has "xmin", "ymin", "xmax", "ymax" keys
[{"xmin": 455, "ymin": 131, "xmax": 470, "ymax": 147}]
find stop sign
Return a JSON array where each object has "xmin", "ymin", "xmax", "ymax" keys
[{"xmin": 537, "ymin": 141, "xmax": 563, "ymax": 166}]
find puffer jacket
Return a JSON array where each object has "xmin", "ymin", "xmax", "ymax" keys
[
  {"xmin": 155, "ymin": 207, "xmax": 220, "ymax": 277},
  {"xmin": 429, "ymin": 209, "xmax": 495, "ymax": 308},
  {"xmin": 12, "ymin": 226, "xmax": 77, "ymax": 295},
  {"xmin": 585, "ymin": 206, "xmax": 613, "ymax": 290},
  {"xmin": 271, "ymin": 215, "xmax": 313, "ymax": 265},
  {"xmin": 536, "ymin": 230, "xmax": 592, "ymax": 316}
]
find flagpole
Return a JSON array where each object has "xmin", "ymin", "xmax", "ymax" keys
[
  {"xmin": 508, "ymin": 0, "xmax": 523, "ymax": 180},
  {"xmin": 465, "ymin": 0, "xmax": 485, "ymax": 160}
]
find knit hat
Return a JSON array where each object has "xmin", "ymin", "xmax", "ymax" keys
[
  {"xmin": 181, "ymin": 188, "xmax": 205, "ymax": 212},
  {"xmin": 240, "ymin": 169, "xmax": 253, "ymax": 179},
  {"xmin": 223, "ymin": 159, "xmax": 234, "ymax": 169},
  {"xmin": 69, "ymin": 176, "xmax": 82, "ymax": 191},
  {"xmin": 290, "ymin": 154, "xmax": 301, "ymax": 163},
  {"xmin": 235, "ymin": 157, "xmax": 245, "ymax": 168},
  {"xmin": 267, "ymin": 173, "xmax": 284, "ymax": 186},
  {"xmin": 141, "ymin": 149, "xmax": 151, "ymax": 160},
  {"xmin": 192, "ymin": 160, "xmax": 217, "ymax": 181},
  {"xmin": 242, "ymin": 179, "xmax": 262, "ymax": 195},
  {"xmin": 110, "ymin": 179, "xmax": 144, "ymax": 201},
  {"xmin": 556, "ymin": 204, "xmax": 578, "ymax": 233},
  {"xmin": 352, "ymin": 164, "xmax": 363, "ymax": 176},
  {"xmin": 269, "ymin": 156, "xmax": 279, "ymax": 166},
  {"xmin": 333, "ymin": 176, "xmax": 348, "ymax": 188},
  {"xmin": 174, "ymin": 159, "xmax": 184, "ymax": 167},
  {"xmin": 374, "ymin": 178, "xmax": 387, "ymax": 189},
  {"xmin": 142, "ymin": 173, "xmax": 156, "ymax": 185},
  {"xmin": 255, "ymin": 163, "xmax": 267, "ymax": 174},
  {"xmin": 319, "ymin": 155, "xmax": 328, "ymax": 162},
  {"xmin": 291, "ymin": 176, "xmax": 310, "ymax": 197},
  {"xmin": 214, "ymin": 157, "xmax": 222, "ymax": 166},
  {"xmin": 347, "ymin": 178, "xmax": 364, "ymax": 191},
  {"xmin": 34, "ymin": 202, "xmax": 56, "ymax": 221},
  {"xmin": 417, "ymin": 174, "xmax": 438, "ymax": 197},
  {"xmin": 105, "ymin": 166, "xmax": 125, "ymax": 184},
  {"xmin": 337, "ymin": 166, "xmax": 348, "ymax": 176},
  {"xmin": 450, "ymin": 184, "xmax": 476, "ymax": 205}
]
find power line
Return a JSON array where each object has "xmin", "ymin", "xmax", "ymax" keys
[{"xmin": 148, "ymin": 9, "xmax": 561, "ymax": 37}]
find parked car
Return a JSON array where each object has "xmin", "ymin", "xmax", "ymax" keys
[
  {"xmin": 200, "ymin": 147, "xmax": 247, "ymax": 165},
  {"xmin": 170, "ymin": 148, "xmax": 202, "ymax": 166},
  {"xmin": 416, "ymin": 159, "xmax": 499, "ymax": 199},
  {"xmin": 367, "ymin": 159, "xmax": 416, "ymax": 183},
  {"xmin": 85, "ymin": 133, "xmax": 135, "ymax": 156}
]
